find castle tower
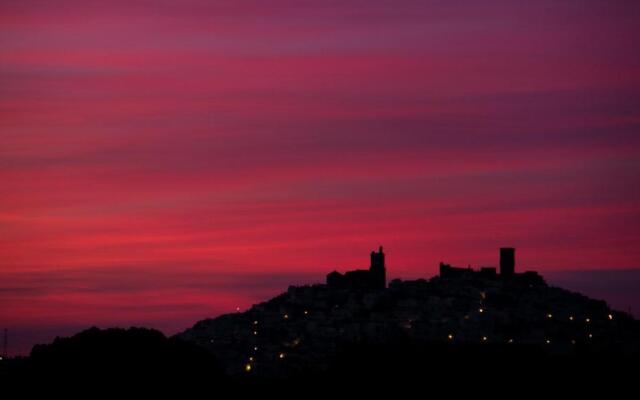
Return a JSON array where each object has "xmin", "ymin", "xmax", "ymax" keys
[
  {"xmin": 369, "ymin": 246, "xmax": 386, "ymax": 289},
  {"xmin": 500, "ymin": 247, "xmax": 515, "ymax": 276}
]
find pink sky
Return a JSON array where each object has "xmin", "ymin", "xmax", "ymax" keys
[{"xmin": 1, "ymin": 1, "xmax": 640, "ymax": 355}]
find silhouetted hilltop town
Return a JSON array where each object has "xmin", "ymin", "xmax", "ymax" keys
[
  {"xmin": 3, "ymin": 246, "xmax": 638, "ymax": 392},
  {"xmin": 178, "ymin": 246, "xmax": 639, "ymax": 377}
]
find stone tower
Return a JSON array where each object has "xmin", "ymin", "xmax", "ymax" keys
[
  {"xmin": 369, "ymin": 246, "xmax": 386, "ymax": 289},
  {"xmin": 500, "ymin": 247, "xmax": 515, "ymax": 276}
]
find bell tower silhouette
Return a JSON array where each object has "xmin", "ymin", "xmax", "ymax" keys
[
  {"xmin": 370, "ymin": 246, "xmax": 386, "ymax": 289},
  {"xmin": 500, "ymin": 247, "xmax": 515, "ymax": 276}
]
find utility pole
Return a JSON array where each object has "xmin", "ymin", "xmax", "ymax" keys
[{"xmin": 3, "ymin": 328, "xmax": 7, "ymax": 358}]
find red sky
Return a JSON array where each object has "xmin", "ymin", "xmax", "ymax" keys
[{"xmin": 1, "ymin": 0, "xmax": 640, "ymax": 355}]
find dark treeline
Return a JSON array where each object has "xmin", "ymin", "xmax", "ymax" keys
[{"xmin": 1, "ymin": 327, "xmax": 636, "ymax": 396}]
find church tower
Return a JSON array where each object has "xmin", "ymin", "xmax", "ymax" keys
[
  {"xmin": 500, "ymin": 247, "xmax": 515, "ymax": 276},
  {"xmin": 369, "ymin": 246, "xmax": 386, "ymax": 289}
]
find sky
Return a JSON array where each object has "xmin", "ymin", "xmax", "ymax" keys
[{"xmin": 1, "ymin": 0, "xmax": 640, "ymax": 355}]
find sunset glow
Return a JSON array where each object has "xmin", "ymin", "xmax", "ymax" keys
[{"xmin": 1, "ymin": 1, "xmax": 639, "ymax": 355}]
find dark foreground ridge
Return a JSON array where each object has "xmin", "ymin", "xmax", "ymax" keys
[{"xmin": 2, "ymin": 247, "xmax": 639, "ymax": 393}]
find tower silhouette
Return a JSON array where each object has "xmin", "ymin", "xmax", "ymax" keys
[
  {"xmin": 326, "ymin": 246, "xmax": 387, "ymax": 289},
  {"xmin": 370, "ymin": 246, "xmax": 386, "ymax": 288},
  {"xmin": 500, "ymin": 247, "xmax": 515, "ymax": 276}
]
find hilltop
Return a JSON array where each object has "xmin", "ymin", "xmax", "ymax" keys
[
  {"xmin": 177, "ymin": 247, "xmax": 640, "ymax": 377},
  {"xmin": 3, "ymin": 247, "xmax": 638, "ymax": 393}
]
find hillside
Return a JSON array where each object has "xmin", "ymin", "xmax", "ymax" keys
[{"xmin": 177, "ymin": 271, "xmax": 640, "ymax": 377}]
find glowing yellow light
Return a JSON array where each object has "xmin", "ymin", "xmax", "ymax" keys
[
  {"xmin": 608, "ymin": 314, "xmax": 613, "ymax": 320},
  {"xmin": 279, "ymin": 352, "xmax": 285, "ymax": 359},
  {"xmin": 245, "ymin": 364, "xmax": 252, "ymax": 372},
  {"xmin": 547, "ymin": 314, "xmax": 553, "ymax": 319},
  {"xmin": 447, "ymin": 334, "xmax": 454, "ymax": 340},
  {"xmin": 478, "ymin": 308, "xmax": 484, "ymax": 313},
  {"xmin": 482, "ymin": 336, "xmax": 488, "ymax": 341}
]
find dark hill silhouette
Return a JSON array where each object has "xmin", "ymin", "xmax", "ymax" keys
[
  {"xmin": 2, "ymin": 248, "xmax": 639, "ymax": 394},
  {"xmin": 4, "ymin": 329, "xmax": 636, "ymax": 395},
  {"xmin": 3, "ymin": 327, "xmax": 226, "ymax": 392},
  {"xmin": 178, "ymin": 248, "xmax": 639, "ymax": 379}
]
